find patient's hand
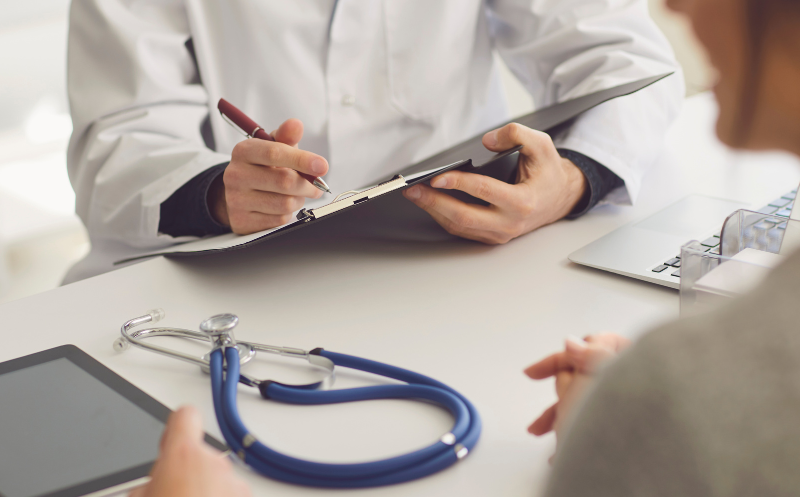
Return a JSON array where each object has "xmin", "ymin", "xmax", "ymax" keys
[
  {"xmin": 130, "ymin": 406, "xmax": 251, "ymax": 497},
  {"xmin": 402, "ymin": 123, "xmax": 587, "ymax": 244},
  {"xmin": 525, "ymin": 334, "xmax": 631, "ymax": 455}
]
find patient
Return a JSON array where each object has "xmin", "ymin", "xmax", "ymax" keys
[
  {"xmin": 528, "ymin": 0, "xmax": 800, "ymax": 494},
  {"xmin": 135, "ymin": 0, "xmax": 800, "ymax": 494}
]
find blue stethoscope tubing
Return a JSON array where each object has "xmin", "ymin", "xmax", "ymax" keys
[{"xmin": 209, "ymin": 346, "xmax": 482, "ymax": 488}]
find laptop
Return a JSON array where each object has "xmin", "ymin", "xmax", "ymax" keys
[{"xmin": 568, "ymin": 189, "xmax": 798, "ymax": 289}]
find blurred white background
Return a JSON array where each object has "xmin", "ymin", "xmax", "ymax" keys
[
  {"xmin": 0, "ymin": 0, "xmax": 89, "ymax": 304},
  {"xmin": 0, "ymin": 0, "xmax": 710, "ymax": 304}
]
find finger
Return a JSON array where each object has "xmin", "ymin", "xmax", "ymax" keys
[
  {"xmin": 272, "ymin": 118, "xmax": 304, "ymax": 147},
  {"xmin": 160, "ymin": 406, "xmax": 203, "ymax": 454},
  {"xmin": 565, "ymin": 336, "xmax": 592, "ymax": 373},
  {"xmin": 227, "ymin": 163, "xmax": 322, "ymax": 199},
  {"xmin": 424, "ymin": 206, "xmax": 510, "ymax": 244},
  {"xmin": 565, "ymin": 336, "xmax": 616, "ymax": 374},
  {"xmin": 403, "ymin": 185, "xmax": 514, "ymax": 243},
  {"xmin": 555, "ymin": 370, "xmax": 574, "ymax": 399},
  {"xmin": 232, "ymin": 139, "xmax": 328, "ymax": 177},
  {"xmin": 582, "ymin": 346, "xmax": 616, "ymax": 373},
  {"xmin": 228, "ymin": 211, "xmax": 294, "ymax": 235},
  {"xmin": 403, "ymin": 185, "xmax": 503, "ymax": 234},
  {"xmin": 524, "ymin": 351, "xmax": 573, "ymax": 379},
  {"xmin": 553, "ymin": 373, "xmax": 594, "ymax": 438},
  {"xmin": 227, "ymin": 190, "xmax": 305, "ymax": 217},
  {"xmin": 235, "ymin": 479, "xmax": 254, "ymax": 497},
  {"xmin": 482, "ymin": 123, "xmax": 561, "ymax": 164},
  {"xmin": 528, "ymin": 403, "xmax": 558, "ymax": 436},
  {"xmin": 584, "ymin": 333, "xmax": 632, "ymax": 352},
  {"xmin": 429, "ymin": 171, "xmax": 520, "ymax": 209}
]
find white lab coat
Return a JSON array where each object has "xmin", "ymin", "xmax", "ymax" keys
[{"xmin": 64, "ymin": 0, "xmax": 683, "ymax": 283}]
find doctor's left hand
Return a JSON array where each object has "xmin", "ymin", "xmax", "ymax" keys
[
  {"xmin": 402, "ymin": 123, "xmax": 587, "ymax": 244},
  {"xmin": 130, "ymin": 406, "xmax": 251, "ymax": 497}
]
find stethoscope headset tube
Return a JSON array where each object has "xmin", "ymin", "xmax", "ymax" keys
[
  {"xmin": 117, "ymin": 311, "xmax": 481, "ymax": 488},
  {"xmin": 212, "ymin": 346, "xmax": 481, "ymax": 487}
]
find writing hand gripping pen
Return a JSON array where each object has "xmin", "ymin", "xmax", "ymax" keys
[
  {"xmin": 218, "ymin": 98, "xmax": 331, "ymax": 193},
  {"xmin": 209, "ymin": 100, "xmax": 331, "ymax": 234}
]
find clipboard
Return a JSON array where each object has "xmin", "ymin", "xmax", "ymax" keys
[{"xmin": 117, "ymin": 72, "xmax": 673, "ymax": 264}]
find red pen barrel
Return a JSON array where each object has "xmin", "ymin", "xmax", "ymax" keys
[
  {"xmin": 217, "ymin": 97, "xmax": 330, "ymax": 193},
  {"xmin": 251, "ymin": 128, "xmax": 275, "ymax": 142},
  {"xmin": 218, "ymin": 98, "xmax": 275, "ymax": 141}
]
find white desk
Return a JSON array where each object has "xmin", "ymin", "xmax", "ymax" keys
[{"xmin": 2, "ymin": 93, "xmax": 798, "ymax": 496}]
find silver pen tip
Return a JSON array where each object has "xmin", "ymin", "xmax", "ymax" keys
[{"xmin": 314, "ymin": 177, "xmax": 332, "ymax": 194}]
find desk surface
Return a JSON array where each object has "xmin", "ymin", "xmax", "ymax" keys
[{"xmin": 2, "ymin": 93, "xmax": 798, "ymax": 496}]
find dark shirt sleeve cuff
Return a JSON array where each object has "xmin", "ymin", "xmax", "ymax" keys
[
  {"xmin": 159, "ymin": 162, "xmax": 232, "ymax": 237},
  {"xmin": 558, "ymin": 149, "xmax": 625, "ymax": 219}
]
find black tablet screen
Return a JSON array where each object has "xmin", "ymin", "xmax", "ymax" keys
[{"xmin": 0, "ymin": 357, "xmax": 163, "ymax": 497}]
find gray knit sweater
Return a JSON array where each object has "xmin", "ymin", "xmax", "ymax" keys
[{"xmin": 545, "ymin": 249, "xmax": 800, "ymax": 496}]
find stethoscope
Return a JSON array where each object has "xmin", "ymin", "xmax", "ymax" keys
[{"xmin": 114, "ymin": 310, "xmax": 481, "ymax": 488}]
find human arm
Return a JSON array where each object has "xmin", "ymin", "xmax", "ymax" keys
[
  {"xmin": 67, "ymin": 1, "xmax": 327, "ymax": 247},
  {"xmin": 489, "ymin": 0, "xmax": 684, "ymax": 204},
  {"xmin": 159, "ymin": 118, "xmax": 327, "ymax": 236},
  {"xmin": 404, "ymin": 0, "xmax": 683, "ymax": 243},
  {"xmin": 404, "ymin": 124, "xmax": 625, "ymax": 243},
  {"xmin": 539, "ymin": 335, "xmax": 706, "ymax": 497},
  {"xmin": 130, "ymin": 406, "xmax": 251, "ymax": 497},
  {"xmin": 158, "ymin": 163, "xmax": 229, "ymax": 238},
  {"xmin": 67, "ymin": 0, "xmax": 231, "ymax": 249}
]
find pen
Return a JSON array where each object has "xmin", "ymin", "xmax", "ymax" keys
[{"xmin": 217, "ymin": 98, "xmax": 331, "ymax": 194}]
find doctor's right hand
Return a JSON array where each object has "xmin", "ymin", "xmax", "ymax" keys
[
  {"xmin": 208, "ymin": 118, "xmax": 328, "ymax": 234},
  {"xmin": 130, "ymin": 406, "xmax": 251, "ymax": 497}
]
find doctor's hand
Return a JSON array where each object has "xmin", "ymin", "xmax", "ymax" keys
[
  {"xmin": 403, "ymin": 123, "xmax": 587, "ymax": 244},
  {"xmin": 130, "ymin": 406, "xmax": 251, "ymax": 497},
  {"xmin": 208, "ymin": 118, "xmax": 328, "ymax": 234},
  {"xmin": 524, "ymin": 334, "xmax": 631, "ymax": 457}
]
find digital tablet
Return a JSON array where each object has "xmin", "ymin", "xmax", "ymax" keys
[{"xmin": 0, "ymin": 345, "xmax": 226, "ymax": 497}]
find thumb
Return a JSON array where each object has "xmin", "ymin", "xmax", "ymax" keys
[
  {"xmin": 272, "ymin": 118, "xmax": 304, "ymax": 147},
  {"xmin": 482, "ymin": 123, "xmax": 560, "ymax": 166},
  {"xmin": 160, "ymin": 406, "xmax": 203, "ymax": 453}
]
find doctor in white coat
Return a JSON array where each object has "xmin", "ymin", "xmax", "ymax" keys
[{"xmin": 65, "ymin": 0, "xmax": 682, "ymax": 282}]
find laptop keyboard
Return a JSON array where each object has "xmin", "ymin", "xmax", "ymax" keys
[{"xmin": 651, "ymin": 189, "xmax": 796, "ymax": 278}]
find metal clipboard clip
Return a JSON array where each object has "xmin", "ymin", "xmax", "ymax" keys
[{"xmin": 296, "ymin": 174, "xmax": 407, "ymax": 222}]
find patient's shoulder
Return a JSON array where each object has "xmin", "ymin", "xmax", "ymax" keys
[{"xmin": 546, "ymin": 254, "xmax": 800, "ymax": 496}]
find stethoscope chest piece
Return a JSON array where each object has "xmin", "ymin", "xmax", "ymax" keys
[
  {"xmin": 200, "ymin": 313, "xmax": 240, "ymax": 357},
  {"xmin": 200, "ymin": 313, "xmax": 239, "ymax": 336}
]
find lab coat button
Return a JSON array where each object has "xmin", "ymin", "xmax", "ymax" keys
[{"xmin": 341, "ymin": 94, "xmax": 356, "ymax": 106}]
